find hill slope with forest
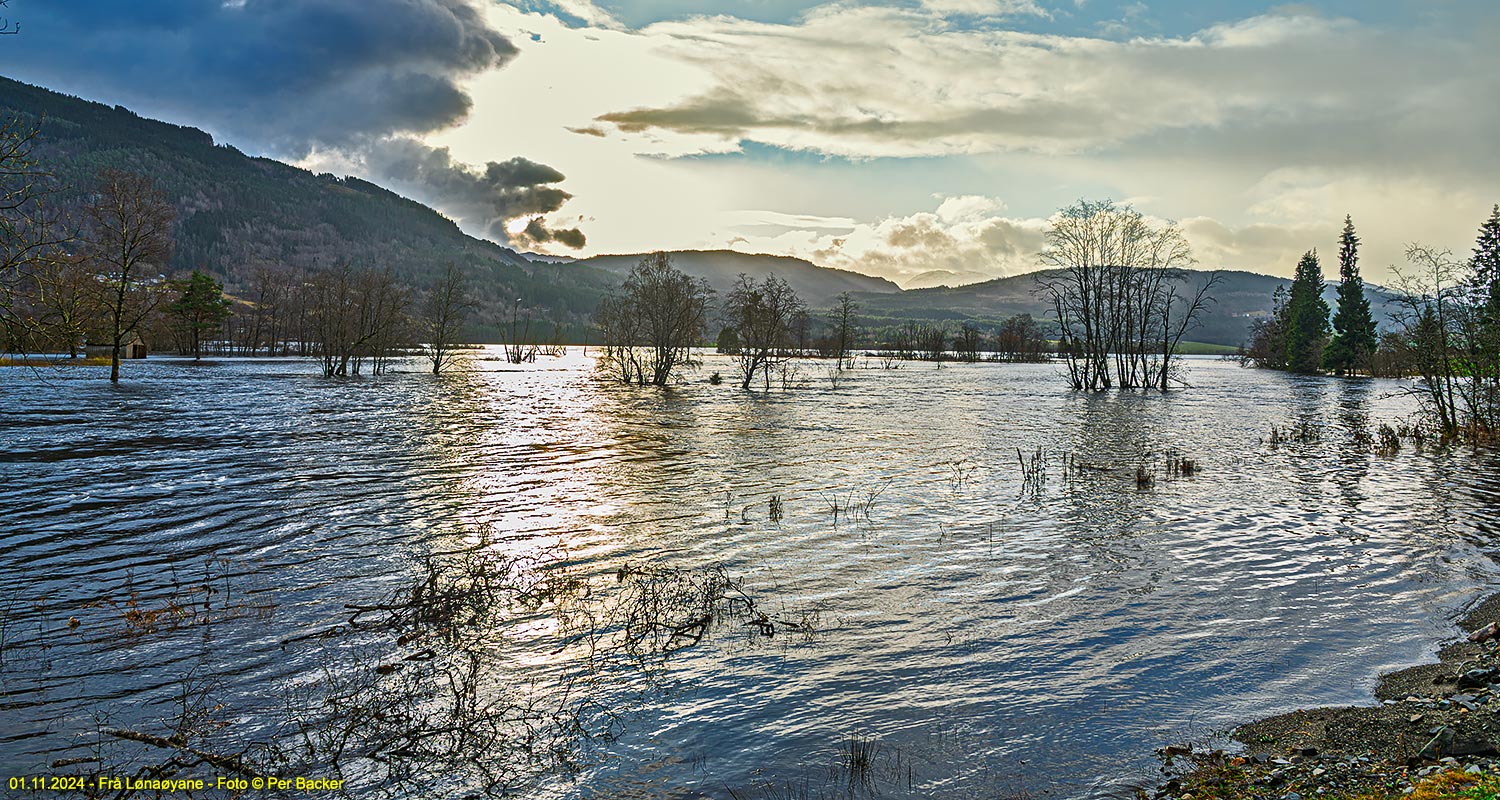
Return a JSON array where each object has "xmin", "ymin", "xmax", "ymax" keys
[{"xmin": 0, "ymin": 74, "xmax": 617, "ymax": 325}]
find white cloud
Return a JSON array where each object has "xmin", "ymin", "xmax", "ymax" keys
[
  {"xmin": 591, "ymin": 5, "xmax": 1494, "ymax": 175},
  {"xmin": 918, "ymin": 0, "xmax": 1049, "ymax": 18},
  {"xmin": 416, "ymin": 1, "xmax": 1498, "ymax": 282},
  {"xmin": 715, "ymin": 196, "xmax": 1049, "ymax": 286}
]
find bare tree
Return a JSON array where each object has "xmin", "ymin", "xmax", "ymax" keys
[
  {"xmin": 1388, "ymin": 245, "xmax": 1470, "ymax": 436},
  {"xmin": 1037, "ymin": 200, "xmax": 1215, "ymax": 391},
  {"xmin": 722, "ymin": 273, "xmax": 803, "ymax": 390},
  {"xmin": 307, "ymin": 262, "xmax": 410, "ymax": 377},
  {"xmin": 30, "ymin": 251, "xmax": 98, "ymax": 357},
  {"xmin": 954, "ymin": 322, "xmax": 982, "ymax": 363},
  {"xmin": 84, "ymin": 169, "xmax": 174, "ymax": 382},
  {"xmin": 828, "ymin": 291, "xmax": 859, "ymax": 370},
  {"xmin": 1, "ymin": 114, "xmax": 70, "ymax": 353},
  {"xmin": 421, "ymin": 263, "xmax": 475, "ymax": 375},
  {"xmin": 919, "ymin": 322, "xmax": 947, "ymax": 363},
  {"xmin": 0, "ymin": 0, "xmax": 18, "ymax": 35},
  {"xmin": 993, "ymin": 313, "xmax": 1050, "ymax": 363},
  {"xmin": 593, "ymin": 252, "xmax": 713, "ymax": 385},
  {"xmin": 500, "ymin": 298, "xmax": 539, "ymax": 365}
]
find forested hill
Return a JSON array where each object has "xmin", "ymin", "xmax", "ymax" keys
[{"xmin": 0, "ymin": 74, "xmax": 616, "ymax": 320}]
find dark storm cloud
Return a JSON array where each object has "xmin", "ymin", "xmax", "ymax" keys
[
  {"xmin": 7, "ymin": 0, "xmax": 517, "ymax": 153},
  {"xmin": 5, "ymin": 0, "xmax": 587, "ymax": 247},
  {"xmin": 362, "ymin": 138, "xmax": 585, "ymax": 248},
  {"xmin": 521, "ymin": 217, "xmax": 588, "ymax": 249}
]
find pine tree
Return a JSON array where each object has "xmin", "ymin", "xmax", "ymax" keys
[
  {"xmin": 167, "ymin": 270, "xmax": 232, "ymax": 360},
  {"xmin": 1474, "ymin": 205, "xmax": 1500, "ymax": 321},
  {"xmin": 1323, "ymin": 215, "xmax": 1377, "ymax": 376},
  {"xmin": 1284, "ymin": 250, "xmax": 1331, "ymax": 374}
]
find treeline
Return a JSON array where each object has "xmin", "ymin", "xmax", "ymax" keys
[
  {"xmin": 1244, "ymin": 208, "xmax": 1500, "ymax": 441},
  {"xmin": 594, "ymin": 252, "xmax": 1053, "ymax": 389}
]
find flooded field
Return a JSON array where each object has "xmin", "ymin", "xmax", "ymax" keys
[{"xmin": 2, "ymin": 350, "xmax": 1498, "ymax": 798}]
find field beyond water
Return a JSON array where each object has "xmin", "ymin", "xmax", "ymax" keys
[{"xmin": 2, "ymin": 350, "xmax": 1498, "ymax": 798}]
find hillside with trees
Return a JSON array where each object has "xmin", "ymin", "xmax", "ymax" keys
[{"xmin": 0, "ymin": 74, "xmax": 615, "ymax": 333}]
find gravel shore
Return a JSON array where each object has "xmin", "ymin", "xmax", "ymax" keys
[{"xmin": 1148, "ymin": 593, "xmax": 1500, "ymax": 799}]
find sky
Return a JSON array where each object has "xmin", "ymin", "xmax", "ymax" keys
[{"xmin": 2, "ymin": 0, "xmax": 1497, "ymax": 286}]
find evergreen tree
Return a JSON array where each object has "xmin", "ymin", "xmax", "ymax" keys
[
  {"xmin": 1243, "ymin": 284, "xmax": 1289, "ymax": 369},
  {"xmin": 1471, "ymin": 205, "xmax": 1500, "ymax": 399},
  {"xmin": 1323, "ymin": 215, "xmax": 1377, "ymax": 376},
  {"xmin": 167, "ymin": 269, "xmax": 232, "ymax": 360},
  {"xmin": 1474, "ymin": 205, "xmax": 1500, "ymax": 322},
  {"xmin": 1284, "ymin": 250, "xmax": 1331, "ymax": 374}
]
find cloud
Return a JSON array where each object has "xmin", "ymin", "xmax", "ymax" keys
[
  {"xmin": 716, "ymin": 195, "xmax": 1403, "ymax": 286},
  {"xmin": 721, "ymin": 196, "xmax": 1050, "ymax": 286},
  {"xmin": 590, "ymin": 5, "xmax": 1500, "ymax": 179},
  {"xmin": 917, "ymin": 0, "xmax": 1049, "ymax": 18},
  {"xmin": 8, "ymin": 0, "xmax": 587, "ymax": 247},
  {"xmin": 12, "ymin": 0, "xmax": 516, "ymax": 152},
  {"xmin": 310, "ymin": 137, "xmax": 586, "ymax": 248}
]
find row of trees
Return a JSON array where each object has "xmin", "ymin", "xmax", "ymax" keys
[
  {"xmin": 594, "ymin": 253, "xmax": 1056, "ymax": 389},
  {"xmin": 1244, "ymin": 207, "xmax": 1500, "ymax": 440},
  {"xmin": 1244, "ymin": 216, "xmax": 1378, "ymax": 375},
  {"xmin": 1386, "ymin": 209, "xmax": 1500, "ymax": 439},
  {"xmin": 595, "ymin": 256, "xmax": 816, "ymax": 390},
  {"xmin": 2, "ymin": 113, "xmax": 492, "ymax": 379},
  {"xmin": 875, "ymin": 317, "xmax": 1048, "ymax": 365}
]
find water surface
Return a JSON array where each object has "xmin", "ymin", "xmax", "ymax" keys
[{"xmin": 2, "ymin": 351, "xmax": 1498, "ymax": 798}]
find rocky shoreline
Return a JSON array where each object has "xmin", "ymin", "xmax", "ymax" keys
[{"xmin": 1149, "ymin": 593, "xmax": 1500, "ymax": 799}]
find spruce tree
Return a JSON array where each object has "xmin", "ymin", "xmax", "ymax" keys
[
  {"xmin": 167, "ymin": 270, "xmax": 232, "ymax": 360},
  {"xmin": 1284, "ymin": 250, "xmax": 1331, "ymax": 374},
  {"xmin": 1472, "ymin": 205, "xmax": 1500, "ymax": 389},
  {"xmin": 1324, "ymin": 215, "xmax": 1377, "ymax": 376},
  {"xmin": 1474, "ymin": 205, "xmax": 1500, "ymax": 321}
]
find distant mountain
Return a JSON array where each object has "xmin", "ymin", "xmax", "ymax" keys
[
  {"xmin": 900, "ymin": 269, "xmax": 997, "ymax": 290},
  {"xmin": 854, "ymin": 268, "xmax": 1403, "ymax": 348},
  {"xmin": 0, "ymin": 74, "xmax": 617, "ymax": 330},
  {"xmin": 571, "ymin": 250, "xmax": 899, "ymax": 307},
  {"xmin": 522, "ymin": 252, "xmax": 578, "ymax": 264}
]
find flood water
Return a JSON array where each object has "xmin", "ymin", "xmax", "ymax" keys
[{"xmin": 3, "ymin": 350, "xmax": 1499, "ymax": 798}]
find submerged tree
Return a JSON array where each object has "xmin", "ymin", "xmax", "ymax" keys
[
  {"xmin": 954, "ymin": 322, "xmax": 982, "ymax": 363},
  {"xmin": 166, "ymin": 269, "xmax": 232, "ymax": 360},
  {"xmin": 993, "ymin": 313, "xmax": 1049, "ymax": 363},
  {"xmin": 828, "ymin": 291, "xmax": 858, "ymax": 370},
  {"xmin": 1283, "ymin": 250, "xmax": 1331, "ymax": 374},
  {"xmin": 421, "ymin": 263, "xmax": 475, "ymax": 375},
  {"xmin": 307, "ymin": 262, "xmax": 410, "ymax": 377},
  {"xmin": 1323, "ymin": 216, "xmax": 1377, "ymax": 376},
  {"xmin": 1037, "ymin": 199, "xmax": 1217, "ymax": 390},
  {"xmin": 722, "ymin": 273, "xmax": 803, "ymax": 390},
  {"xmin": 593, "ymin": 252, "xmax": 713, "ymax": 385},
  {"xmin": 84, "ymin": 169, "xmax": 174, "ymax": 382}
]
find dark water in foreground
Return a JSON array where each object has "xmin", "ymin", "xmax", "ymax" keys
[{"xmin": 2, "ymin": 351, "xmax": 1499, "ymax": 798}]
